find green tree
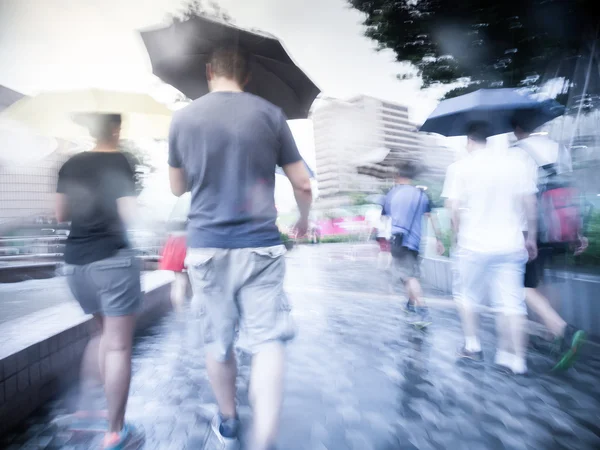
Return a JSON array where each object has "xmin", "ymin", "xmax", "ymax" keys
[
  {"xmin": 349, "ymin": 0, "xmax": 596, "ymax": 100},
  {"xmin": 119, "ymin": 141, "xmax": 155, "ymax": 195},
  {"xmin": 349, "ymin": 192, "xmax": 369, "ymax": 206},
  {"xmin": 170, "ymin": 0, "xmax": 232, "ymax": 23}
]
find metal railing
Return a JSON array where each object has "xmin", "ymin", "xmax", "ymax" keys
[{"xmin": 0, "ymin": 230, "xmax": 166, "ymax": 264}]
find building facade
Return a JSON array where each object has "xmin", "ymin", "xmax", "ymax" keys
[
  {"xmin": 312, "ymin": 95, "xmax": 421, "ymax": 208},
  {"xmin": 419, "ymin": 133, "xmax": 456, "ymax": 180},
  {"xmin": 0, "ymin": 146, "xmax": 74, "ymax": 226}
]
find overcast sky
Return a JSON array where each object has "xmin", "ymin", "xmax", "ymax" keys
[
  {"xmin": 0, "ymin": 0, "xmax": 454, "ymax": 211},
  {"xmin": 0, "ymin": 0, "xmax": 448, "ymax": 118}
]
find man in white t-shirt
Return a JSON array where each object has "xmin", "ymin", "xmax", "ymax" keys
[
  {"xmin": 441, "ymin": 147, "xmax": 474, "ymax": 307},
  {"xmin": 445, "ymin": 122, "xmax": 538, "ymax": 375}
]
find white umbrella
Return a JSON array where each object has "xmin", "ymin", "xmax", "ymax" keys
[
  {"xmin": 0, "ymin": 120, "xmax": 57, "ymax": 165},
  {"xmin": 0, "ymin": 89, "xmax": 173, "ymax": 140}
]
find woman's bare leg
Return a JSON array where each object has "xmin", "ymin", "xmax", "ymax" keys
[
  {"xmin": 77, "ymin": 315, "xmax": 104, "ymax": 411},
  {"xmin": 102, "ymin": 315, "xmax": 136, "ymax": 432}
]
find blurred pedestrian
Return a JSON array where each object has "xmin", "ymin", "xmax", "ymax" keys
[
  {"xmin": 55, "ymin": 113, "xmax": 144, "ymax": 448},
  {"xmin": 159, "ymin": 220, "xmax": 189, "ymax": 311},
  {"xmin": 447, "ymin": 122, "xmax": 537, "ymax": 375},
  {"xmin": 442, "ymin": 141, "xmax": 478, "ymax": 323},
  {"xmin": 512, "ymin": 117, "xmax": 588, "ymax": 370},
  {"xmin": 383, "ymin": 161, "xmax": 445, "ymax": 328},
  {"xmin": 168, "ymin": 45, "xmax": 312, "ymax": 450}
]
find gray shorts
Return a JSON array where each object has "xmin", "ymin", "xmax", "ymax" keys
[
  {"xmin": 392, "ymin": 247, "xmax": 421, "ymax": 284},
  {"xmin": 64, "ymin": 249, "xmax": 142, "ymax": 317},
  {"xmin": 186, "ymin": 245, "xmax": 295, "ymax": 361}
]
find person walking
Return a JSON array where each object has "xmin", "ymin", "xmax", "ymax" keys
[
  {"xmin": 382, "ymin": 161, "xmax": 445, "ymax": 328},
  {"xmin": 446, "ymin": 122, "xmax": 538, "ymax": 375},
  {"xmin": 55, "ymin": 113, "xmax": 144, "ymax": 449},
  {"xmin": 512, "ymin": 117, "xmax": 588, "ymax": 370},
  {"xmin": 168, "ymin": 45, "xmax": 312, "ymax": 450},
  {"xmin": 442, "ymin": 142, "xmax": 479, "ymax": 327},
  {"xmin": 159, "ymin": 219, "xmax": 189, "ymax": 311}
]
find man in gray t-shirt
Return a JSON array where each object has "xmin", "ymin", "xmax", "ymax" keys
[
  {"xmin": 169, "ymin": 91, "xmax": 303, "ymax": 248},
  {"xmin": 168, "ymin": 45, "xmax": 312, "ymax": 450}
]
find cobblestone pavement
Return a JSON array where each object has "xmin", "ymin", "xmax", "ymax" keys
[{"xmin": 4, "ymin": 244, "xmax": 600, "ymax": 449}]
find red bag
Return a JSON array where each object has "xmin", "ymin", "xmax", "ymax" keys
[
  {"xmin": 539, "ymin": 184, "xmax": 582, "ymax": 244},
  {"xmin": 159, "ymin": 235, "xmax": 187, "ymax": 272}
]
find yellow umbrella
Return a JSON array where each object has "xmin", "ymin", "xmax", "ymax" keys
[{"xmin": 0, "ymin": 89, "xmax": 173, "ymax": 140}]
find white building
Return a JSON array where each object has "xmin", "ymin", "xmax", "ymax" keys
[
  {"xmin": 419, "ymin": 133, "xmax": 456, "ymax": 180},
  {"xmin": 0, "ymin": 145, "xmax": 74, "ymax": 225},
  {"xmin": 312, "ymin": 95, "xmax": 420, "ymax": 207}
]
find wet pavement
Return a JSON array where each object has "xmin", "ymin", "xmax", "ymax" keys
[{"xmin": 3, "ymin": 244, "xmax": 600, "ymax": 449}]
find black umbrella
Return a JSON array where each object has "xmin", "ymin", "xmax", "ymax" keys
[{"xmin": 140, "ymin": 16, "xmax": 320, "ymax": 120}]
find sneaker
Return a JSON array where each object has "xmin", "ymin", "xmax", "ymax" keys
[
  {"xmin": 411, "ymin": 307, "xmax": 432, "ymax": 329},
  {"xmin": 495, "ymin": 351, "xmax": 527, "ymax": 375},
  {"xmin": 211, "ymin": 414, "xmax": 240, "ymax": 450},
  {"xmin": 511, "ymin": 357, "xmax": 528, "ymax": 375},
  {"xmin": 404, "ymin": 300, "xmax": 416, "ymax": 314},
  {"xmin": 494, "ymin": 350, "xmax": 513, "ymax": 369},
  {"xmin": 103, "ymin": 424, "xmax": 145, "ymax": 450},
  {"xmin": 457, "ymin": 346, "xmax": 484, "ymax": 362},
  {"xmin": 552, "ymin": 327, "xmax": 587, "ymax": 372}
]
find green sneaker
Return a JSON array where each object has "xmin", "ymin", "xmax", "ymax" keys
[
  {"xmin": 411, "ymin": 307, "xmax": 432, "ymax": 329},
  {"xmin": 552, "ymin": 328, "xmax": 587, "ymax": 372}
]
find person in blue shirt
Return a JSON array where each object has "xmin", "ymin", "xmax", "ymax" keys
[{"xmin": 383, "ymin": 161, "xmax": 445, "ymax": 328}]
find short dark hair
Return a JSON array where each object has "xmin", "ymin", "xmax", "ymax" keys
[
  {"xmin": 396, "ymin": 160, "xmax": 418, "ymax": 179},
  {"xmin": 466, "ymin": 121, "xmax": 491, "ymax": 143},
  {"xmin": 73, "ymin": 113, "xmax": 122, "ymax": 142},
  {"xmin": 511, "ymin": 112, "xmax": 537, "ymax": 133},
  {"xmin": 208, "ymin": 44, "xmax": 251, "ymax": 85}
]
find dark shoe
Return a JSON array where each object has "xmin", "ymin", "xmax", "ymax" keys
[
  {"xmin": 411, "ymin": 307, "xmax": 432, "ymax": 329},
  {"xmin": 457, "ymin": 346, "xmax": 484, "ymax": 362},
  {"xmin": 211, "ymin": 414, "xmax": 240, "ymax": 450},
  {"xmin": 404, "ymin": 300, "xmax": 416, "ymax": 314},
  {"xmin": 552, "ymin": 326, "xmax": 587, "ymax": 372}
]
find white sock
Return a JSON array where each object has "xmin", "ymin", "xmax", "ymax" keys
[
  {"xmin": 495, "ymin": 350, "xmax": 512, "ymax": 367},
  {"xmin": 465, "ymin": 336, "xmax": 481, "ymax": 352},
  {"xmin": 511, "ymin": 356, "xmax": 528, "ymax": 375}
]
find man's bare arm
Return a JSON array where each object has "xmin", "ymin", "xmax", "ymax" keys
[
  {"xmin": 169, "ymin": 167, "xmax": 187, "ymax": 197},
  {"xmin": 55, "ymin": 193, "xmax": 69, "ymax": 223},
  {"xmin": 427, "ymin": 211, "xmax": 443, "ymax": 240},
  {"xmin": 523, "ymin": 193, "xmax": 538, "ymax": 260},
  {"xmin": 425, "ymin": 211, "xmax": 446, "ymax": 255},
  {"xmin": 117, "ymin": 196, "xmax": 138, "ymax": 226},
  {"xmin": 282, "ymin": 160, "xmax": 312, "ymax": 234},
  {"xmin": 446, "ymin": 198, "xmax": 461, "ymax": 241}
]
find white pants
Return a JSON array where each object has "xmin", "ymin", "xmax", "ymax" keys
[
  {"xmin": 450, "ymin": 249, "xmax": 462, "ymax": 304},
  {"xmin": 457, "ymin": 249, "xmax": 528, "ymax": 316}
]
